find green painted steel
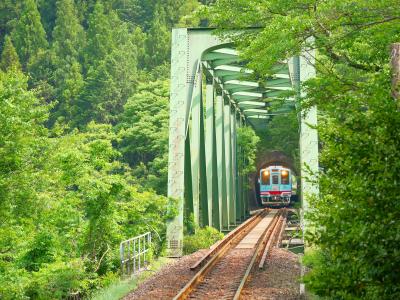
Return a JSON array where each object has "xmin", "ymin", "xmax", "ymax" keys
[
  {"xmin": 205, "ymin": 81, "xmax": 215, "ymax": 227},
  {"xmin": 212, "ymin": 107, "xmax": 221, "ymax": 230},
  {"xmin": 231, "ymin": 109, "xmax": 239, "ymax": 222},
  {"xmin": 233, "ymin": 112, "xmax": 241, "ymax": 222},
  {"xmin": 167, "ymin": 28, "xmax": 317, "ymax": 256},
  {"xmin": 216, "ymin": 94, "xmax": 229, "ymax": 230},
  {"xmin": 166, "ymin": 28, "xmax": 188, "ymax": 257},
  {"xmin": 190, "ymin": 64, "xmax": 202, "ymax": 226},
  {"xmin": 199, "ymin": 90, "xmax": 209, "ymax": 227},
  {"xmin": 184, "ymin": 135, "xmax": 194, "ymax": 224},
  {"xmin": 224, "ymin": 102, "xmax": 235, "ymax": 226},
  {"xmin": 298, "ymin": 47, "xmax": 319, "ymax": 231}
]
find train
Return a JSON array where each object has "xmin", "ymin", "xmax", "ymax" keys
[{"xmin": 258, "ymin": 165, "xmax": 294, "ymax": 206}]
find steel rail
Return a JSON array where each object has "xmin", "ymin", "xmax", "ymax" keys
[
  {"xmin": 259, "ymin": 210, "xmax": 285, "ymax": 269},
  {"xmin": 173, "ymin": 209, "xmax": 268, "ymax": 300},
  {"xmin": 190, "ymin": 209, "xmax": 268, "ymax": 270},
  {"xmin": 233, "ymin": 210, "xmax": 282, "ymax": 300},
  {"xmin": 276, "ymin": 209, "xmax": 288, "ymax": 247}
]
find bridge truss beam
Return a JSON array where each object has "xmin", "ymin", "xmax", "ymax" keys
[{"xmin": 166, "ymin": 28, "xmax": 318, "ymax": 257}]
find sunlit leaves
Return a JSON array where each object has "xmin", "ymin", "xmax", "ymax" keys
[
  {"xmin": 207, "ymin": 0, "xmax": 400, "ymax": 298},
  {"xmin": 237, "ymin": 126, "xmax": 260, "ymax": 175}
]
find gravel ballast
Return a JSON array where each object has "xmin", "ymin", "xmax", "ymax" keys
[
  {"xmin": 124, "ymin": 247, "xmax": 301, "ymax": 299},
  {"xmin": 241, "ymin": 248, "xmax": 301, "ymax": 299},
  {"xmin": 123, "ymin": 250, "xmax": 208, "ymax": 300}
]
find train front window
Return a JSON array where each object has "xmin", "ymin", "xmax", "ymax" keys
[
  {"xmin": 261, "ymin": 170, "xmax": 270, "ymax": 184},
  {"xmin": 272, "ymin": 174, "xmax": 279, "ymax": 184},
  {"xmin": 281, "ymin": 170, "xmax": 289, "ymax": 184}
]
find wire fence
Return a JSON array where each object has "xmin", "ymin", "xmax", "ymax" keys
[{"xmin": 120, "ymin": 232, "xmax": 152, "ymax": 276}]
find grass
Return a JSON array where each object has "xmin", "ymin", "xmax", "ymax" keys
[{"xmin": 91, "ymin": 257, "xmax": 171, "ymax": 300}]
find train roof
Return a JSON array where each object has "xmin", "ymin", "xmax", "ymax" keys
[{"xmin": 260, "ymin": 166, "xmax": 290, "ymax": 170}]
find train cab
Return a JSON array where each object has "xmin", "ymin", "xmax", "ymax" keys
[{"xmin": 259, "ymin": 166, "xmax": 292, "ymax": 205}]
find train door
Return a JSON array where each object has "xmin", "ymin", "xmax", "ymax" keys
[{"xmin": 271, "ymin": 169, "xmax": 280, "ymax": 197}]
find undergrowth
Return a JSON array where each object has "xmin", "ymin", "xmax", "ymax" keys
[{"xmin": 183, "ymin": 226, "xmax": 224, "ymax": 255}]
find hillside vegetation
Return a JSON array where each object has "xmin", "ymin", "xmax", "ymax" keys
[{"xmin": 0, "ymin": 0, "xmax": 203, "ymax": 298}]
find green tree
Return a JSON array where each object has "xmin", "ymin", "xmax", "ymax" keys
[
  {"xmin": 84, "ymin": 2, "xmax": 115, "ymax": 68},
  {"xmin": 0, "ymin": 1, "xmax": 184, "ymax": 298},
  {"xmin": 112, "ymin": 0, "xmax": 201, "ymax": 31},
  {"xmin": 0, "ymin": 71, "xmax": 48, "ymax": 221},
  {"xmin": 0, "ymin": 84, "xmax": 173, "ymax": 297},
  {"xmin": 80, "ymin": 2, "xmax": 138, "ymax": 125},
  {"xmin": 206, "ymin": 0, "xmax": 400, "ymax": 298},
  {"xmin": 50, "ymin": 0, "xmax": 85, "ymax": 127},
  {"xmin": 143, "ymin": 4, "xmax": 171, "ymax": 69},
  {"xmin": 257, "ymin": 111, "xmax": 299, "ymax": 169},
  {"xmin": 0, "ymin": 0, "xmax": 18, "ymax": 44},
  {"xmin": 0, "ymin": 71, "xmax": 49, "ymax": 299},
  {"xmin": 117, "ymin": 79, "xmax": 170, "ymax": 195},
  {"xmin": 237, "ymin": 126, "xmax": 260, "ymax": 176},
  {"xmin": 0, "ymin": 35, "xmax": 21, "ymax": 71},
  {"xmin": 176, "ymin": 0, "xmax": 203, "ymax": 28},
  {"xmin": 10, "ymin": 0, "xmax": 48, "ymax": 68},
  {"xmin": 37, "ymin": 0, "xmax": 57, "ymax": 39}
]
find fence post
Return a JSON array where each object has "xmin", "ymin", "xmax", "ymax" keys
[
  {"xmin": 120, "ymin": 232, "xmax": 151, "ymax": 277},
  {"xmin": 120, "ymin": 243, "xmax": 124, "ymax": 275}
]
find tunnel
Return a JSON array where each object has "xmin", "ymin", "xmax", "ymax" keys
[{"xmin": 248, "ymin": 150, "xmax": 299, "ymax": 209}]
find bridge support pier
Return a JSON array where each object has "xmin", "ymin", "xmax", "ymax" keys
[{"xmin": 297, "ymin": 47, "xmax": 319, "ymax": 233}]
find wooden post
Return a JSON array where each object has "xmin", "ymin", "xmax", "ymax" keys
[{"xmin": 391, "ymin": 43, "xmax": 400, "ymax": 103}]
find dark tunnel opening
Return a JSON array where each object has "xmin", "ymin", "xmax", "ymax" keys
[{"xmin": 249, "ymin": 151, "xmax": 299, "ymax": 208}]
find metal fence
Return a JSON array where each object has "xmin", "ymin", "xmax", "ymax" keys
[{"xmin": 120, "ymin": 232, "xmax": 151, "ymax": 276}]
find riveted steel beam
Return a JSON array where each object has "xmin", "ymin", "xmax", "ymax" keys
[
  {"xmin": 216, "ymin": 93, "xmax": 229, "ymax": 230},
  {"xmin": 224, "ymin": 102, "xmax": 235, "ymax": 227},
  {"xmin": 190, "ymin": 63, "xmax": 202, "ymax": 226},
  {"xmin": 199, "ymin": 84, "xmax": 209, "ymax": 227},
  {"xmin": 167, "ymin": 28, "xmax": 188, "ymax": 257},
  {"xmin": 298, "ymin": 45, "xmax": 319, "ymax": 233},
  {"xmin": 205, "ymin": 80, "xmax": 216, "ymax": 228}
]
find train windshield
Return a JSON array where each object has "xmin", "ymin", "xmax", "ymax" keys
[
  {"xmin": 281, "ymin": 170, "xmax": 289, "ymax": 184},
  {"xmin": 272, "ymin": 174, "xmax": 279, "ymax": 184},
  {"xmin": 261, "ymin": 170, "xmax": 270, "ymax": 184}
]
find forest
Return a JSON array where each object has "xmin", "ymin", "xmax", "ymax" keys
[
  {"xmin": 0, "ymin": 0, "xmax": 205, "ymax": 298},
  {"xmin": 1, "ymin": 0, "xmax": 399, "ymax": 299}
]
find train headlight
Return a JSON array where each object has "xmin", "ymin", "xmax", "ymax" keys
[
  {"xmin": 281, "ymin": 170, "xmax": 288, "ymax": 176},
  {"xmin": 264, "ymin": 170, "xmax": 269, "ymax": 176}
]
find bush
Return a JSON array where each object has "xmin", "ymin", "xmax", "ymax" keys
[
  {"xmin": 26, "ymin": 260, "xmax": 87, "ymax": 300},
  {"xmin": 183, "ymin": 226, "xmax": 224, "ymax": 255}
]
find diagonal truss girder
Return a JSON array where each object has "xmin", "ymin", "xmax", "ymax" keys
[{"xmin": 166, "ymin": 28, "xmax": 318, "ymax": 257}]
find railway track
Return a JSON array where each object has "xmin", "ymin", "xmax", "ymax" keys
[{"xmin": 173, "ymin": 208, "xmax": 287, "ymax": 300}]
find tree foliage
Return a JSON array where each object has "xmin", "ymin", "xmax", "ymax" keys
[
  {"xmin": 237, "ymin": 126, "xmax": 260, "ymax": 175},
  {"xmin": 81, "ymin": 2, "xmax": 138, "ymax": 125},
  {"xmin": 0, "ymin": 35, "xmax": 21, "ymax": 72},
  {"xmin": 50, "ymin": 0, "xmax": 85, "ymax": 126},
  {"xmin": 10, "ymin": 0, "xmax": 48, "ymax": 69},
  {"xmin": 207, "ymin": 0, "xmax": 400, "ymax": 298},
  {"xmin": 117, "ymin": 79, "xmax": 170, "ymax": 195},
  {"xmin": 0, "ymin": 1, "xmax": 202, "ymax": 298},
  {"xmin": 257, "ymin": 111, "xmax": 300, "ymax": 169}
]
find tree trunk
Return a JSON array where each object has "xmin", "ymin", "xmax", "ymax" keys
[{"xmin": 391, "ymin": 43, "xmax": 400, "ymax": 102}]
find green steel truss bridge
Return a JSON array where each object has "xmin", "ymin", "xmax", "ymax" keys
[{"xmin": 167, "ymin": 28, "xmax": 318, "ymax": 257}]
